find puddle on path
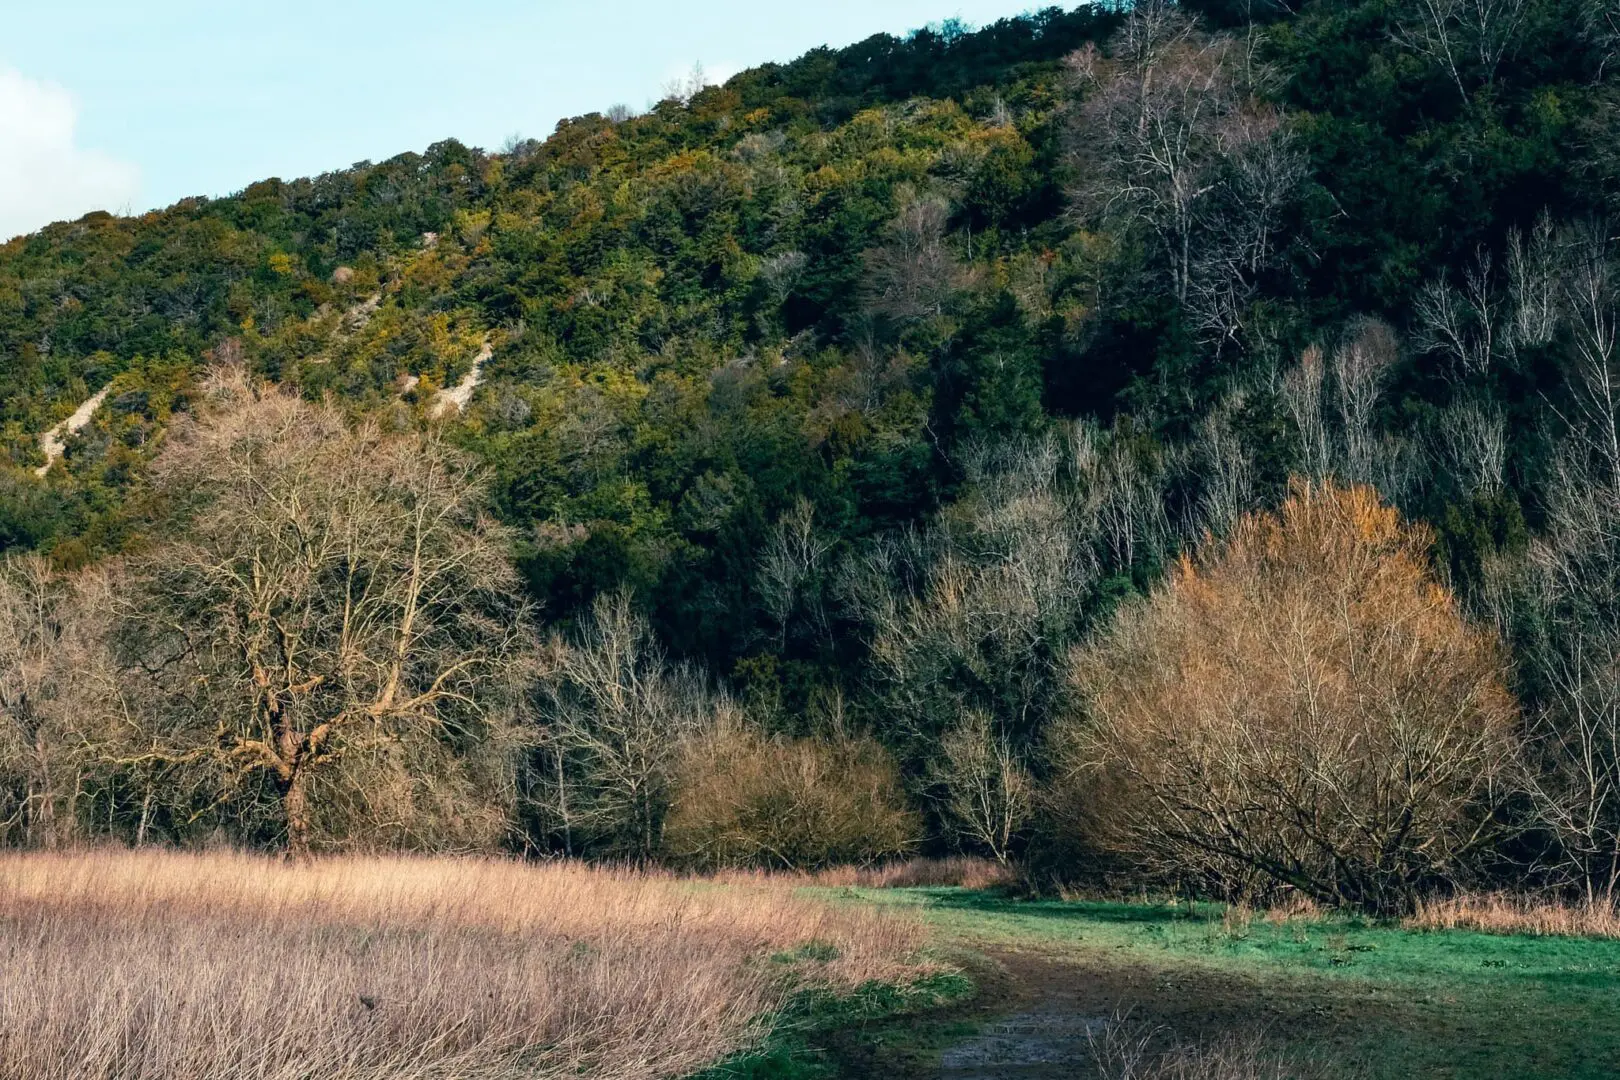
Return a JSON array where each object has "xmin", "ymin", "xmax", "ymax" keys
[{"xmin": 941, "ymin": 1006, "xmax": 1112, "ymax": 1077}]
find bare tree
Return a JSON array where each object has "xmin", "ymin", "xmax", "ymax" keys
[
  {"xmin": 1279, "ymin": 324, "xmax": 1412, "ymax": 500},
  {"xmin": 661, "ymin": 62, "xmax": 714, "ymax": 105},
  {"xmin": 758, "ymin": 497, "xmax": 834, "ymax": 648},
  {"xmin": 1508, "ymin": 211, "xmax": 1562, "ymax": 350},
  {"xmin": 862, "ymin": 194, "xmax": 968, "ymax": 324},
  {"xmin": 536, "ymin": 591, "xmax": 714, "ymax": 859},
  {"xmin": 844, "ymin": 421, "xmax": 1182, "ymax": 803},
  {"xmin": 1066, "ymin": 0, "xmax": 1302, "ymax": 347},
  {"xmin": 0, "ymin": 557, "xmax": 108, "ymax": 848},
  {"xmin": 1563, "ymin": 224, "xmax": 1620, "ymax": 490},
  {"xmin": 1414, "ymin": 250, "xmax": 1509, "ymax": 375},
  {"xmin": 1523, "ymin": 624, "xmax": 1620, "ymax": 905},
  {"xmin": 111, "ymin": 374, "xmax": 533, "ymax": 855},
  {"xmin": 1582, "ymin": 0, "xmax": 1620, "ymax": 78},
  {"xmin": 1281, "ymin": 345, "xmax": 1333, "ymax": 483},
  {"xmin": 758, "ymin": 250, "xmax": 809, "ymax": 314},
  {"xmin": 1434, "ymin": 399, "xmax": 1510, "ymax": 497},
  {"xmin": 930, "ymin": 709, "xmax": 1035, "ymax": 863},
  {"xmin": 1513, "ymin": 440, "xmax": 1620, "ymax": 902},
  {"xmin": 1187, "ymin": 112, "xmax": 1308, "ymax": 349},
  {"xmin": 1333, "ymin": 316, "xmax": 1401, "ymax": 483},
  {"xmin": 1094, "ymin": 440, "xmax": 1173, "ymax": 572},
  {"xmin": 843, "ymin": 426, "xmax": 1117, "ymax": 762},
  {"xmin": 1194, "ymin": 393, "xmax": 1258, "ymax": 536},
  {"xmin": 1395, "ymin": 0, "xmax": 1531, "ymax": 103}
]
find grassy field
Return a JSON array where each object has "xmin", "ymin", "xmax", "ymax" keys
[
  {"xmin": 740, "ymin": 886, "xmax": 1620, "ymax": 1079},
  {"xmin": 7, "ymin": 852, "xmax": 1617, "ymax": 1079},
  {"xmin": 0, "ymin": 850, "xmax": 927, "ymax": 1080}
]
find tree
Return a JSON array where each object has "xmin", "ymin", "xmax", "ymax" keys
[
  {"xmin": 535, "ymin": 591, "xmax": 713, "ymax": 859},
  {"xmin": 1052, "ymin": 481, "xmax": 1521, "ymax": 912},
  {"xmin": 843, "ymin": 427, "xmax": 1110, "ymax": 759},
  {"xmin": 1065, "ymin": 0, "xmax": 1301, "ymax": 348},
  {"xmin": 112, "ymin": 374, "xmax": 533, "ymax": 855},
  {"xmin": 1331, "ymin": 316, "xmax": 1402, "ymax": 487},
  {"xmin": 0, "ymin": 556, "xmax": 108, "ymax": 848},
  {"xmin": 943, "ymin": 292, "xmax": 1047, "ymax": 445},
  {"xmin": 862, "ymin": 194, "xmax": 969, "ymax": 326},
  {"xmin": 757, "ymin": 497, "xmax": 834, "ymax": 649},
  {"xmin": 930, "ymin": 709, "xmax": 1035, "ymax": 863},
  {"xmin": 1510, "ymin": 406, "xmax": 1620, "ymax": 903},
  {"xmin": 1414, "ymin": 250, "xmax": 1511, "ymax": 376},
  {"xmin": 664, "ymin": 714, "xmax": 919, "ymax": 869},
  {"xmin": 1394, "ymin": 0, "xmax": 1532, "ymax": 103},
  {"xmin": 1278, "ymin": 320, "xmax": 1408, "ymax": 496}
]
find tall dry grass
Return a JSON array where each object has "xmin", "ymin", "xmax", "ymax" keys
[
  {"xmin": 1090, "ymin": 1018, "xmax": 1337, "ymax": 1080},
  {"xmin": 1408, "ymin": 892, "xmax": 1620, "ymax": 938},
  {"xmin": 0, "ymin": 848, "xmax": 923, "ymax": 1080}
]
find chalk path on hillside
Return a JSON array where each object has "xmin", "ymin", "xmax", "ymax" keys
[
  {"xmin": 36, "ymin": 386, "xmax": 111, "ymax": 477},
  {"xmin": 431, "ymin": 340, "xmax": 492, "ymax": 418}
]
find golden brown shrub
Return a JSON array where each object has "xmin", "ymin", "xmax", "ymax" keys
[
  {"xmin": 664, "ymin": 719, "xmax": 921, "ymax": 870},
  {"xmin": 1050, "ymin": 480, "xmax": 1521, "ymax": 912}
]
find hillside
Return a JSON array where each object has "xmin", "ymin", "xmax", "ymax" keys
[{"xmin": 3, "ymin": 0, "xmax": 1620, "ymax": 899}]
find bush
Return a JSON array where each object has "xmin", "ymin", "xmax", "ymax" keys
[
  {"xmin": 1049, "ymin": 480, "xmax": 1522, "ymax": 913},
  {"xmin": 664, "ymin": 720, "xmax": 921, "ymax": 870}
]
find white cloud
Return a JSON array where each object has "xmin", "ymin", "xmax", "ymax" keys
[{"xmin": 0, "ymin": 69, "xmax": 140, "ymax": 242}]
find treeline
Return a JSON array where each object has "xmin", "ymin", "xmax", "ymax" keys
[
  {"xmin": 4, "ymin": 0, "xmax": 1620, "ymax": 914},
  {"xmin": 0, "ymin": 374, "xmax": 1601, "ymax": 917}
]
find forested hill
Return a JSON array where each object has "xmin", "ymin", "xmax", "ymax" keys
[{"xmin": 1, "ymin": 0, "xmax": 1614, "ymax": 748}]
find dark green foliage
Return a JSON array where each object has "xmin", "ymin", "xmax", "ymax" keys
[{"xmin": 937, "ymin": 292, "xmax": 1047, "ymax": 448}]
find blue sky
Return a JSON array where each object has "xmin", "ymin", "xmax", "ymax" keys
[{"xmin": 0, "ymin": 1, "xmax": 1049, "ymax": 240}]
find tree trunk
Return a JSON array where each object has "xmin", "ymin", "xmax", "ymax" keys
[
  {"xmin": 284, "ymin": 767, "xmax": 313, "ymax": 857},
  {"xmin": 136, "ymin": 787, "xmax": 154, "ymax": 847},
  {"xmin": 30, "ymin": 729, "xmax": 57, "ymax": 850}
]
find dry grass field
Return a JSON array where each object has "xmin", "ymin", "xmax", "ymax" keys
[
  {"xmin": 1407, "ymin": 892, "xmax": 1620, "ymax": 939},
  {"xmin": 0, "ymin": 849, "xmax": 924, "ymax": 1080}
]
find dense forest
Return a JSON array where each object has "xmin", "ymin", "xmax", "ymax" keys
[{"xmin": 5, "ymin": 0, "xmax": 1620, "ymax": 913}]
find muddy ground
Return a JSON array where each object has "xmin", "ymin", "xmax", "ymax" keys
[{"xmin": 819, "ymin": 945, "xmax": 1381, "ymax": 1079}]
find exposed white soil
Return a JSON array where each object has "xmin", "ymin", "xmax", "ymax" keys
[
  {"xmin": 36, "ymin": 386, "xmax": 111, "ymax": 477},
  {"xmin": 430, "ymin": 340, "xmax": 492, "ymax": 418}
]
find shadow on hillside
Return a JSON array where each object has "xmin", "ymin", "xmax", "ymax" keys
[{"xmin": 918, "ymin": 887, "xmax": 1205, "ymax": 926}]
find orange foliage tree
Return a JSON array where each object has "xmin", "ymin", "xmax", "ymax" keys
[{"xmin": 1051, "ymin": 481, "xmax": 1521, "ymax": 912}]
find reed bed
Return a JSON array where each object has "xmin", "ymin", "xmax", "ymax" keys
[
  {"xmin": 1408, "ymin": 892, "xmax": 1620, "ymax": 939},
  {"xmin": 0, "ymin": 848, "xmax": 923, "ymax": 1080}
]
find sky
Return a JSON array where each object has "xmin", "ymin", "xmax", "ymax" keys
[{"xmin": 0, "ymin": 1, "xmax": 1050, "ymax": 242}]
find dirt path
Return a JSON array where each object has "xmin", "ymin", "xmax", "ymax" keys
[
  {"xmin": 940, "ymin": 951, "xmax": 1110, "ymax": 1078},
  {"xmin": 35, "ymin": 386, "xmax": 111, "ymax": 477},
  {"xmin": 925, "ymin": 945, "xmax": 1374, "ymax": 1080}
]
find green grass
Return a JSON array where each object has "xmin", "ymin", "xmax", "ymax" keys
[
  {"xmin": 691, "ymin": 887, "xmax": 1620, "ymax": 1078},
  {"xmin": 810, "ymin": 886, "xmax": 1620, "ymax": 1079},
  {"xmin": 694, "ymin": 972, "xmax": 975, "ymax": 1080}
]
